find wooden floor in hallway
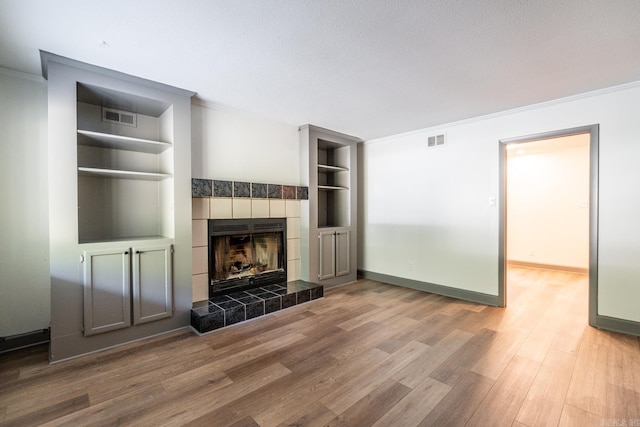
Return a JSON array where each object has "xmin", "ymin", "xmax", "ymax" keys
[{"xmin": 1, "ymin": 267, "xmax": 639, "ymax": 426}]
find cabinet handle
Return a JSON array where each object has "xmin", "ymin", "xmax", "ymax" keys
[
  {"xmin": 136, "ymin": 250, "xmax": 142, "ymax": 254},
  {"xmin": 124, "ymin": 251, "xmax": 129, "ymax": 255}
]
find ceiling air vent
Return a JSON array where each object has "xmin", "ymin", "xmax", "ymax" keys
[
  {"xmin": 102, "ymin": 107, "xmax": 137, "ymax": 127},
  {"xmin": 427, "ymin": 133, "xmax": 446, "ymax": 148}
]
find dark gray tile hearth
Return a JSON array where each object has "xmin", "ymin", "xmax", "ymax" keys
[
  {"xmin": 191, "ymin": 280, "xmax": 323, "ymax": 334},
  {"xmin": 311, "ymin": 286, "xmax": 323, "ymax": 300},
  {"xmin": 224, "ymin": 306, "xmax": 246, "ymax": 325},
  {"xmin": 245, "ymin": 300, "xmax": 265, "ymax": 319},
  {"xmin": 190, "ymin": 304, "xmax": 223, "ymax": 331},
  {"xmin": 297, "ymin": 289, "xmax": 311, "ymax": 303},
  {"xmin": 264, "ymin": 296, "xmax": 281, "ymax": 314},
  {"xmin": 282, "ymin": 293, "xmax": 296, "ymax": 309}
]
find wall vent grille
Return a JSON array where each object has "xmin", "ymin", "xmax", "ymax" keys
[
  {"xmin": 427, "ymin": 133, "xmax": 446, "ymax": 148},
  {"xmin": 101, "ymin": 107, "xmax": 137, "ymax": 127}
]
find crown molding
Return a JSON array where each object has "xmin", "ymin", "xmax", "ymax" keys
[{"xmin": 365, "ymin": 79, "xmax": 640, "ymax": 145}]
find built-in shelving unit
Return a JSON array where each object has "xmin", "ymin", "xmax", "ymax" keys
[
  {"xmin": 42, "ymin": 50, "xmax": 195, "ymax": 362},
  {"xmin": 316, "ymin": 139, "xmax": 351, "ymax": 228},
  {"xmin": 299, "ymin": 125, "xmax": 360, "ymax": 287},
  {"xmin": 76, "ymin": 82, "xmax": 175, "ymax": 244},
  {"xmin": 317, "ymin": 165, "xmax": 349, "ymax": 190},
  {"xmin": 77, "ymin": 167, "xmax": 172, "ymax": 181},
  {"xmin": 318, "ymin": 185, "xmax": 348, "ymax": 190},
  {"xmin": 77, "ymin": 130, "xmax": 172, "ymax": 154}
]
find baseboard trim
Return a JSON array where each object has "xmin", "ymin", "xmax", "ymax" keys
[
  {"xmin": 507, "ymin": 260, "xmax": 588, "ymax": 274},
  {"xmin": 595, "ymin": 315, "xmax": 640, "ymax": 337},
  {"xmin": 49, "ymin": 326, "xmax": 193, "ymax": 364},
  {"xmin": 0, "ymin": 328, "xmax": 50, "ymax": 354},
  {"xmin": 357, "ymin": 271, "xmax": 640, "ymax": 338},
  {"xmin": 357, "ymin": 270, "xmax": 500, "ymax": 307}
]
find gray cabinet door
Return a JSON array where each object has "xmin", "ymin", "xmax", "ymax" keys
[
  {"xmin": 318, "ymin": 230, "xmax": 336, "ymax": 280},
  {"xmin": 83, "ymin": 248, "xmax": 131, "ymax": 336},
  {"xmin": 132, "ymin": 244, "xmax": 173, "ymax": 325},
  {"xmin": 335, "ymin": 229, "xmax": 350, "ymax": 277}
]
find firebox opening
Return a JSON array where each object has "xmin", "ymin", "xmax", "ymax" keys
[
  {"xmin": 208, "ymin": 218, "xmax": 287, "ymax": 297},
  {"xmin": 212, "ymin": 232, "xmax": 283, "ymax": 281}
]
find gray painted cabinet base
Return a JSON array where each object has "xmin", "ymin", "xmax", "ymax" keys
[
  {"xmin": 335, "ymin": 229, "xmax": 350, "ymax": 277},
  {"xmin": 318, "ymin": 230, "xmax": 337, "ymax": 280},
  {"xmin": 318, "ymin": 228, "xmax": 351, "ymax": 280},
  {"xmin": 42, "ymin": 52, "xmax": 194, "ymax": 362},
  {"xmin": 132, "ymin": 244, "xmax": 173, "ymax": 325},
  {"xmin": 82, "ymin": 246, "xmax": 131, "ymax": 336},
  {"xmin": 82, "ymin": 242, "xmax": 174, "ymax": 336}
]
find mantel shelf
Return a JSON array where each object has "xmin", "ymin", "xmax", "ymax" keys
[
  {"xmin": 317, "ymin": 164, "xmax": 349, "ymax": 172},
  {"xmin": 77, "ymin": 129, "xmax": 172, "ymax": 154},
  {"xmin": 78, "ymin": 167, "xmax": 172, "ymax": 181}
]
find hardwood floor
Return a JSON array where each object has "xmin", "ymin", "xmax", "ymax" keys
[{"xmin": 1, "ymin": 267, "xmax": 639, "ymax": 426}]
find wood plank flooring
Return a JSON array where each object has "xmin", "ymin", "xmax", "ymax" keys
[{"xmin": 1, "ymin": 267, "xmax": 640, "ymax": 426}]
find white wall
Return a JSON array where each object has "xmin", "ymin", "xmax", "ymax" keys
[
  {"xmin": 3, "ymin": 65, "xmax": 638, "ymax": 334},
  {"xmin": 191, "ymin": 102, "xmax": 300, "ymax": 184},
  {"xmin": 0, "ymin": 69, "xmax": 50, "ymax": 337},
  {"xmin": 360, "ymin": 82, "xmax": 640, "ymax": 323},
  {"xmin": 506, "ymin": 135, "xmax": 590, "ymax": 269}
]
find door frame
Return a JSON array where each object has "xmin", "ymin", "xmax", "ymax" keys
[{"xmin": 498, "ymin": 124, "xmax": 599, "ymax": 326}]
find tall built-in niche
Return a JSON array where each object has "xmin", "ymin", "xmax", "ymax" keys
[
  {"xmin": 42, "ymin": 51, "xmax": 195, "ymax": 362},
  {"xmin": 299, "ymin": 125, "xmax": 359, "ymax": 287},
  {"xmin": 76, "ymin": 83, "xmax": 175, "ymax": 243}
]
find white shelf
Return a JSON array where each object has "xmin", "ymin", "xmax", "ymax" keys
[
  {"xmin": 318, "ymin": 185, "xmax": 349, "ymax": 191},
  {"xmin": 77, "ymin": 130, "xmax": 171, "ymax": 154},
  {"xmin": 78, "ymin": 167, "xmax": 172, "ymax": 181},
  {"xmin": 79, "ymin": 235, "xmax": 173, "ymax": 245},
  {"xmin": 318, "ymin": 164, "xmax": 349, "ymax": 172}
]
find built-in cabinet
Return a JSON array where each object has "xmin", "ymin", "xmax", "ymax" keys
[
  {"xmin": 299, "ymin": 125, "xmax": 360, "ymax": 287},
  {"xmin": 42, "ymin": 52, "xmax": 194, "ymax": 362},
  {"xmin": 82, "ymin": 246, "xmax": 131, "ymax": 336},
  {"xmin": 82, "ymin": 242, "xmax": 173, "ymax": 336},
  {"xmin": 318, "ymin": 228, "xmax": 350, "ymax": 280},
  {"xmin": 131, "ymin": 244, "xmax": 174, "ymax": 325},
  {"xmin": 334, "ymin": 229, "xmax": 351, "ymax": 277},
  {"xmin": 76, "ymin": 83, "xmax": 175, "ymax": 243}
]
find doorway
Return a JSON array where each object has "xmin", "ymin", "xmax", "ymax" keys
[{"xmin": 498, "ymin": 125, "xmax": 599, "ymax": 326}]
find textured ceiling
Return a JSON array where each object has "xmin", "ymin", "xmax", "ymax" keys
[{"xmin": 1, "ymin": 0, "xmax": 640, "ymax": 140}]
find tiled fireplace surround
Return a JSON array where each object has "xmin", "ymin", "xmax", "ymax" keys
[{"xmin": 190, "ymin": 178, "xmax": 322, "ymax": 333}]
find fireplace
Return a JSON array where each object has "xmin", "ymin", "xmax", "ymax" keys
[{"xmin": 208, "ymin": 218, "xmax": 286, "ymax": 297}]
